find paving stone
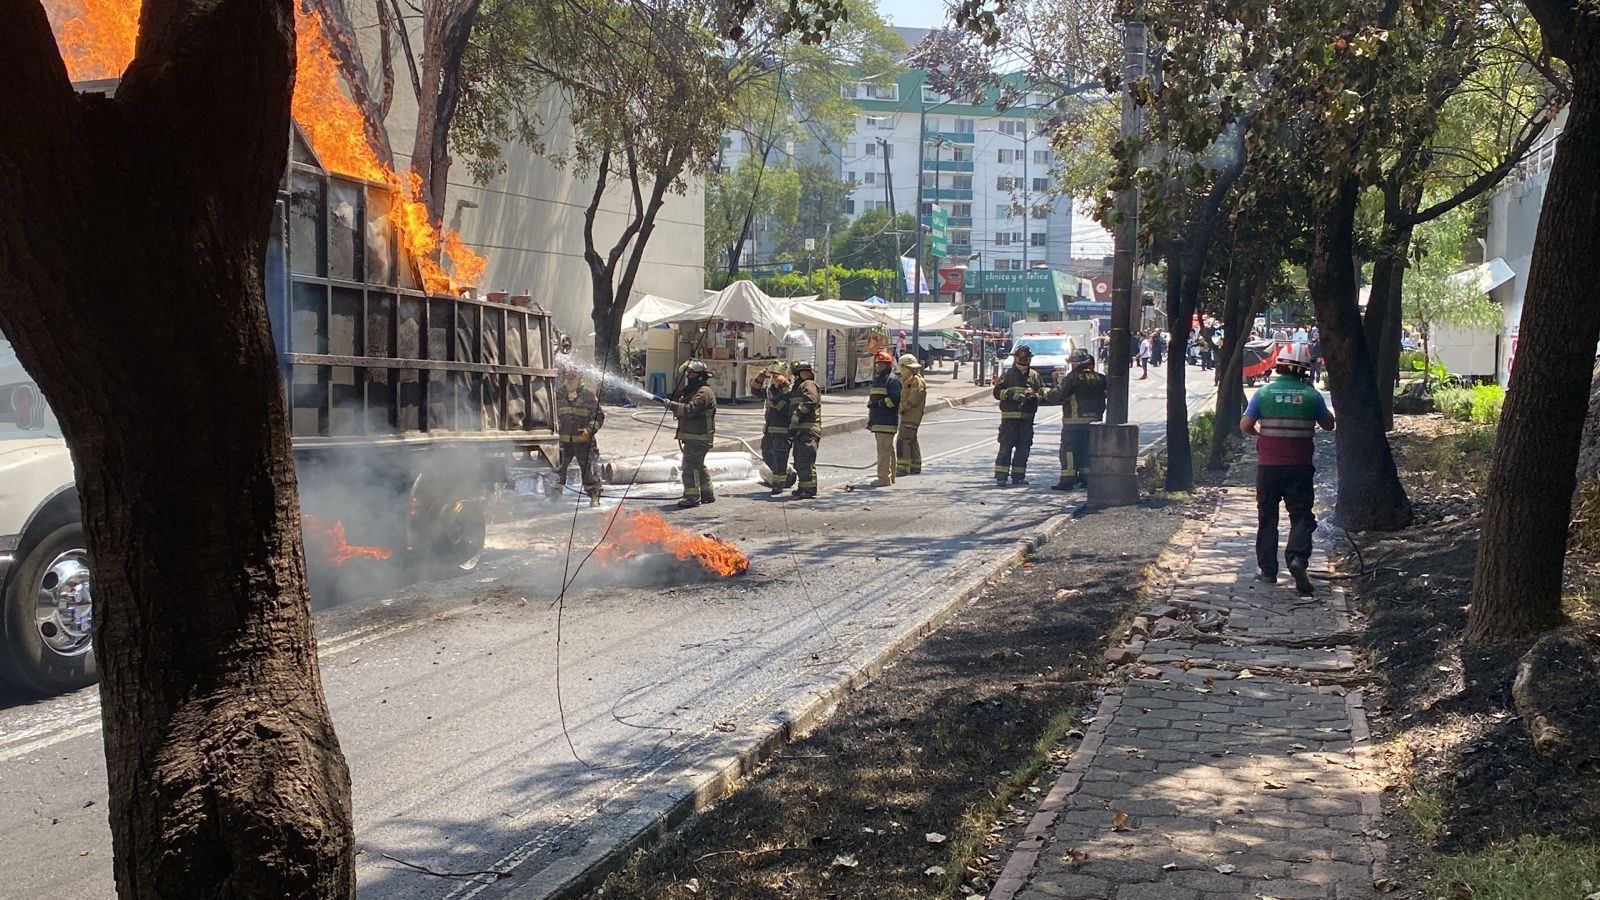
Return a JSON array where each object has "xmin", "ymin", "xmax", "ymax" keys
[
  {"xmin": 1115, "ymin": 884, "xmax": 1202, "ymax": 900},
  {"xmin": 1076, "ymin": 858, "xmax": 1165, "ymax": 882},
  {"xmin": 1019, "ymin": 873, "xmax": 1112, "ymax": 899}
]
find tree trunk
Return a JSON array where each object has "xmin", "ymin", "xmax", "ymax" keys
[
  {"xmin": 412, "ymin": 0, "xmax": 481, "ymax": 221},
  {"xmin": 1362, "ymin": 213, "xmax": 1413, "ymax": 430},
  {"xmin": 314, "ymin": 0, "xmax": 394, "ymax": 167},
  {"xmin": 1165, "ymin": 247, "xmax": 1194, "ymax": 492},
  {"xmin": 1468, "ymin": 55, "xmax": 1600, "ymax": 643},
  {"xmin": 1208, "ymin": 263, "xmax": 1262, "ymax": 470},
  {"xmin": 1308, "ymin": 178, "xmax": 1413, "ymax": 531},
  {"xmin": 3, "ymin": 2, "xmax": 354, "ymax": 896}
]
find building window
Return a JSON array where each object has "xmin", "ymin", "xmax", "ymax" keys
[
  {"xmin": 863, "ymin": 170, "xmax": 877, "ymax": 185},
  {"xmin": 883, "ymin": 143, "xmax": 893, "ymax": 158},
  {"xmin": 983, "ymin": 291, "xmax": 1007, "ymax": 308},
  {"xmin": 865, "ymin": 142, "xmax": 876, "ymax": 157},
  {"xmin": 951, "ymin": 174, "xmax": 973, "ymax": 190},
  {"xmin": 996, "ymin": 204, "xmax": 1014, "ymax": 219},
  {"xmin": 925, "ymin": 116, "xmax": 942, "ymax": 133},
  {"xmin": 954, "ymin": 118, "xmax": 975, "ymax": 134},
  {"xmin": 999, "ymin": 119, "xmax": 1027, "ymax": 136},
  {"xmin": 864, "ymin": 82, "xmax": 899, "ymax": 101},
  {"xmin": 950, "ymin": 228, "xmax": 972, "ymax": 246},
  {"xmin": 863, "ymin": 199, "xmax": 886, "ymax": 212},
  {"xmin": 1031, "ymin": 205, "xmax": 1050, "ymax": 220},
  {"xmin": 845, "ymin": 170, "xmax": 856, "ymax": 182},
  {"xmin": 922, "ymin": 86, "xmax": 949, "ymax": 103},
  {"xmin": 997, "ymin": 148, "xmax": 1015, "ymax": 164},
  {"xmin": 845, "ymin": 199, "xmax": 856, "ymax": 215},
  {"xmin": 1032, "ymin": 177, "xmax": 1050, "ymax": 192},
  {"xmin": 996, "ymin": 175, "xmax": 1018, "ymax": 191},
  {"xmin": 1031, "ymin": 232, "xmax": 1047, "ymax": 247},
  {"xmin": 951, "ymin": 145, "xmax": 972, "ymax": 162},
  {"xmin": 1033, "ymin": 149, "xmax": 1055, "ymax": 165},
  {"xmin": 952, "ymin": 202, "xmax": 972, "ymax": 218},
  {"xmin": 865, "ymin": 115, "xmax": 895, "ymax": 130},
  {"xmin": 995, "ymin": 258, "xmax": 1017, "ymax": 270},
  {"xmin": 996, "ymin": 233, "xmax": 1014, "ymax": 247},
  {"xmin": 841, "ymin": 83, "xmax": 859, "ymax": 99}
]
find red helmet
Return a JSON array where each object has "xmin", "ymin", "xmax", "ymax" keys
[{"xmin": 874, "ymin": 349, "xmax": 894, "ymax": 364}]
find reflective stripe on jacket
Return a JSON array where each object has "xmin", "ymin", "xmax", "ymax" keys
[
  {"xmin": 790, "ymin": 379, "xmax": 823, "ymax": 435},
  {"xmin": 867, "ymin": 370, "xmax": 901, "ymax": 434},
  {"xmin": 556, "ymin": 385, "xmax": 605, "ymax": 443},
  {"xmin": 993, "ymin": 366, "xmax": 1044, "ymax": 421},
  {"xmin": 670, "ymin": 384, "xmax": 717, "ymax": 442}
]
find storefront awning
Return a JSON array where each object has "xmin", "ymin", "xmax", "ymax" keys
[{"xmin": 1448, "ymin": 257, "xmax": 1516, "ymax": 294}]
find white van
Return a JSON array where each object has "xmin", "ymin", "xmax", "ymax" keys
[
  {"xmin": 1006, "ymin": 321, "xmax": 1099, "ymax": 383},
  {"xmin": 0, "ymin": 341, "xmax": 92, "ymax": 695}
]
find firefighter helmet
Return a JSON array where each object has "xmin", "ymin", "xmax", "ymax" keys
[
  {"xmin": 766, "ymin": 360, "xmax": 790, "ymax": 376},
  {"xmin": 897, "ymin": 353, "xmax": 922, "ymax": 369},
  {"xmin": 1276, "ymin": 342, "xmax": 1313, "ymax": 377},
  {"xmin": 790, "ymin": 359, "xmax": 815, "ymax": 374},
  {"xmin": 683, "ymin": 359, "xmax": 712, "ymax": 377},
  {"xmin": 1070, "ymin": 348, "xmax": 1095, "ymax": 371},
  {"xmin": 874, "ymin": 349, "xmax": 894, "ymax": 365},
  {"xmin": 1012, "ymin": 344, "xmax": 1034, "ymax": 360}
]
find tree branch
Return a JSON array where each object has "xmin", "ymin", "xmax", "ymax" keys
[{"xmin": 1404, "ymin": 96, "xmax": 1561, "ymax": 227}]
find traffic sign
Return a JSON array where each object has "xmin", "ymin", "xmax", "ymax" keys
[{"xmin": 929, "ymin": 205, "xmax": 949, "ymax": 258}]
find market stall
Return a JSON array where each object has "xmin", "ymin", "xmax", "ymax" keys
[
  {"xmin": 659, "ymin": 281, "xmax": 791, "ymax": 400},
  {"xmin": 786, "ymin": 299, "xmax": 883, "ymax": 390}
]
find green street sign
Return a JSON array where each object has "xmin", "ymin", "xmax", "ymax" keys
[{"xmin": 929, "ymin": 205, "xmax": 949, "ymax": 258}]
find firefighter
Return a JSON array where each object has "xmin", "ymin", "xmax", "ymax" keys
[
  {"xmin": 660, "ymin": 359, "xmax": 717, "ymax": 508},
  {"xmin": 895, "ymin": 353, "xmax": 927, "ymax": 476},
  {"xmin": 1240, "ymin": 342, "xmax": 1336, "ymax": 595},
  {"xmin": 552, "ymin": 363, "xmax": 607, "ymax": 507},
  {"xmin": 992, "ymin": 344, "xmax": 1045, "ymax": 485},
  {"xmin": 788, "ymin": 359, "xmax": 823, "ymax": 499},
  {"xmin": 751, "ymin": 361, "xmax": 796, "ymax": 494},
  {"xmin": 866, "ymin": 349, "xmax": 901, "ymax": 487},
  {"xmin": 1043, "ymin": 349, "xmax": 1108, "ymax": 491}
]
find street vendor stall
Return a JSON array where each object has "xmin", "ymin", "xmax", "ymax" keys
[
  {"xmin": 786, "ymin": 299, "xmax": 882, "ymax": 390},
  {"xmin": 659, "ymin": 281, "xmax": 790, "ymax": 399}
]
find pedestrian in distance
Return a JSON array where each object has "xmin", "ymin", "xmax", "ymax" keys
[
  {"xmin": 1043, "ymin": 349, "xmax": 1108, "ymax": 490},
  {"xmin": 661, "ymin": 359, "xmax": 717, "ymax": 508},
  {"xmin": 751, "ymin": 361, "xmax": 796, "ymax": 495},
  {"xmin": 895, "ymin": 353, "xmax": 927, "ymax": 477},
  {"xmin": 552, "ymin": 363, "xmax": 606, "ymax": 507},
  {"xmin": 866, "ymin": 349, "xmax": 901, "ymax": 487},
  {"xmin": 1137, "ymin": 332, "xmax": 1152, "ymax": 380},
  {"xmin": 1239, "ymin": 343, "xmax": 1336, "ymax": 595},
  {"xmin": 992, "ymin": 344, "xmax": 1045, "ymax": 486},
  {"xmin": 788, "ymin": 359, "xmax": 823, "ymax": 499}
]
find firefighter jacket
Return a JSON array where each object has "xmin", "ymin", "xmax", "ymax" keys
[
  {"xmin": 556, "ymin": 384, "xmax": 605, "ymax": 443},
  {"xmin": 669, "ymin": 383, "xmax": 717, "ymax": 442},
  {"xmin": 755, "ymin": 377, "xmax": 792, "ymax": 436},
  {"xmin": 993, "ymin": 365, "xmax": 1045, "ymax": 421},
  {"xmin": 1044, "ymin": 370, "xmax": 1108, "ymax": 424},
  {"xmin": 867, "ymin": 369, "xmax": 901, "ymax": 434},
  {"xmin": 790, "ymin": 379, "xmax": 823, "ymax": 436},
  {"xmin": 899, "ymin": 371, "xmax": 928, "ymax": 426}
]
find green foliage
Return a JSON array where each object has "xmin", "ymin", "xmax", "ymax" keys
[
  {"xmin": 1404, "ymin": 351, "xmax": 1453, "ymax": 386},
  {"xmin": 705, "ymin": 153, "xmax": 801, "ymax": 271},
  {"xmin": 771, "ymin": 162, "xmax": 854, "ymax": 259},
  {"xmin": 830, "ymin": 209, "xmax": 923, "ymax": 275},
  {"xmin": 1432, "ymin": 835, "xmax": 1600, "ymax": 900},
  {"xmin": 1432, "ymin": 384, "xmax": 1504, "ymax": 424},
  {"xmin": 706, "ymin": 265, "xmax": 896, "ymax": 300}
]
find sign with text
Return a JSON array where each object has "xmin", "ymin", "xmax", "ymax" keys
[
  {"xmin": 938, "ymin": 267, "xmax": 965, "ymax": 294},
  {"xmin": 929, "ymin": 205, "xmax": 949, "ymax": 258}
]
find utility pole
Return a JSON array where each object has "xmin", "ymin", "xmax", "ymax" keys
[
  {"xmin": 1021, "ymin": 128, "xmax": 1030, "ymax": 271},
  {"xmin": 914, "ymin": 104, "xmax": 928, "ymax": 350},
  {"xmin": 879, "ymin": 137, "xmax": 895, "ymax": 217},
  {"xmin": 1107, "ymin": 10, "xmax": 1145, "ymax": 426},
  {"xmin": 822, "ymin": 222, "xmax": 831, "ymax": 299}
]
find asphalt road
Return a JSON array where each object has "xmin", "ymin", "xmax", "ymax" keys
[{"xmin": 0, "ymin": 371, "xmax": 1213, "ymax": 900}]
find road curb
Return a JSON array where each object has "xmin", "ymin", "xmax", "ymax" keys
[
  {"xmin": 524, "ymin": 507, "xmax": 1081, "ymax": 900},
  {"xmin": 521, "ymin": 434, "xmax": 1167, "ymax": 900}
]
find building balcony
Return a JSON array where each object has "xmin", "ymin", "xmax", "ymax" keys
[
  {"xmin": 925, "ymin": 130, "xmax": 977, "ymax": 144},
  {"xmin": 921, "ymin": 188, "xmax": 974, "ymax": 201},
  {"xmin": 922, "ymin": 159, "xmax": 975, "ymax": 173}
]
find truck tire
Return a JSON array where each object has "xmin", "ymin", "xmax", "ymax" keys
[
  {"xmin": 407, "ymin": 471, "xmax": 487, "ymax": 579},
  {"xmin": 0, "ymin": 522, "xmax": 96, "ymax": 695}
]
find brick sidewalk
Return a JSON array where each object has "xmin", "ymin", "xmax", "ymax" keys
[{"xmin": 988, "ymin": 476, "xmax": 1387, "ymax": 900}]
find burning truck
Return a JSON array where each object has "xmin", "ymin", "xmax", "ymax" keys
[{"xmin": 0, "ymin": 91, "xmax": 560, "ymax": 696}]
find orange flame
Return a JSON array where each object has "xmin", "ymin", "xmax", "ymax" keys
[
  {"xmin": 302, "ymin": 514, "xmax": 393, "ymax": 566},
  {"xmin": 44, "ymin": 0, "xmax": 138, "ymax": 81},
  {"xmin": 45, "ymin": 0, "xmax": 487, "ymax": 293},
  {"xmin": 597, "ymin": 510, "xmax": 749, "ymax": 577}
]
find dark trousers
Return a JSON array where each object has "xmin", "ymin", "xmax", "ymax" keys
[
  {"xmin": 1058, "ymin": 423, "xmax": 1092, "ymax": 487},
  {"xmin": 1256, "ymin": 463, "xmax": 1316, "ymax": 576},
  {"xmin": 556, "ymin": 441, "xmax": 600, "ymax": 495},
  {"xmin": 761, "ymin": 431, "xmax": 794, "ymax": 486},
  {"xmin": 995, "ymin": 419, "xmax": 1035, "ymax": 482},
  {"xmin": 792, "ymin": 431, "xmax": 819, "ymax": 494},
  {"xmin": 680, "ymin": 439, "xmax": 713, "ymax": 500}
]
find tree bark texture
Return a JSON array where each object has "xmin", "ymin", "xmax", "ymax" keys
[
  {"xmin": 1308, "ymin": 179, "xmax": 1414, "ymax": 531},
  {"xmin": 1164, "ymin": 247, "xmax": 1194, "ymax": 491},
  {"xmin": 1468, "ymin": 56, "xmax": 1600, "ymax": 643},
  {"xmin": 1362, "ymin": 181, "xmax": 1415, "ymax": 431},
  {"xmin": 2, "ymin": 2, "xmax": 355, "ymax": 896}
]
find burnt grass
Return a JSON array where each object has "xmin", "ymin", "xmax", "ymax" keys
[
  {"xmin": 583, "ymin": 491, "xmax": 1215, "ymax": 900},
  {"xmin": 1355, "ymin": 416, "xmax": 1600, "ymax": 876}
]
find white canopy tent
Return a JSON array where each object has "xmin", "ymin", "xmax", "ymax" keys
[
  {"xmin": 662, "ymin": 280, "xmax": 790, "ymax": 336},
  {"xmin": 1448, "ymin": 257, "xmax": 1517, "ymax": 295},
  {"xmin": 868, "ymin": 302, "xmax": 965, "ymax": 332},
  {"xmin": 621, "ymin": 293, "xmax": 692, "ymax": 331},
  {"xmin": 786, "ymin": 298, "xmax": 883, "ymax": 330}
]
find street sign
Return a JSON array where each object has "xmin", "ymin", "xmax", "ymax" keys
[
  {"xmin": 929, "ymin": 205, "xmax": 949, "ymax": 258},
  {"xmin": 804, "ymin": 238, "xmax": 816, "ymax": 251}
]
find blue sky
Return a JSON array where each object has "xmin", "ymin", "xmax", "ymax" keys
[{"xmin": 874, "ymin": 0, "xmax": 949, "ymax": 31}]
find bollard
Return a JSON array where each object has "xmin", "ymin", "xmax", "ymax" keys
[{"xmin": 1086, "ymin": 423, "xmax": 1140, "ymax": 507}]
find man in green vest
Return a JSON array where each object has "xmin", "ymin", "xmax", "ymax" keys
[
  {"xmin": 1240, "ymin": 343, "xmax": 1336, "ymax": 594},
  {"xmin": 661, "ymin": 359, "xmax": 717, "ymax": 509}
]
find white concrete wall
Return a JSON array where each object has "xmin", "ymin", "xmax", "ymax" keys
[
  {"xmin": 1486, "ymin": 109, "xmax": 1565, "ymax": 387},
  {"xmin": 349, "ymin": 13, "xmax": 704, "ymax": 350}
]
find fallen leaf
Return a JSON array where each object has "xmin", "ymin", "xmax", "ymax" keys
[
  {"xmin": 1238, "ymin": 669, "xmax": 1255, "ymax": 678},
  {"xmin": 862, "ymin": 827, "xmax": 877, "ymax": 834},
  {"xmin": 924, "ymin": 865, "xmax": 947, "ymax": 876},
  {"xmin": 1060, "ymin": 848, "xmax": 1089, "ymax": 865},
  {"xmin": 1215, "ymin": 863, "xmax": 1237, "ymax": 873},
  {"xmin": 926, "ymin": 832, "xmax": 948, "ymax": 844},
  {"xmin": 713, "ymin": 721, "xmax": 736, "ymax": 732},
  {"xmin": 1111, "ymin": 809, "xmax": 1129, "ymax": 831},
  {"xmin": 1162, "ymin": 862, "xmax": 1178, "ymax": 871},
  {"xmin": 1263, "ymin": 780, "xmax": 1288, "ymax": 790},
  {"xmin": 684, "ymin": 877, "xmax": 701, "ymax": 893},
  {"xmin": 832, "ymin": 854, "xmax": 858, "ymax": 868}
]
